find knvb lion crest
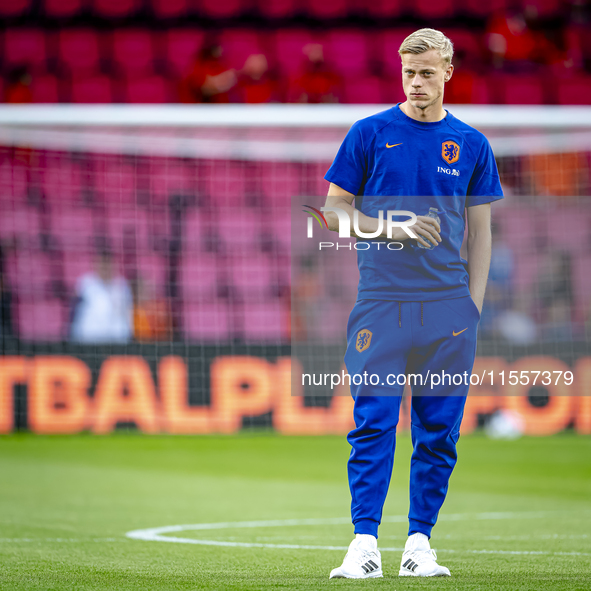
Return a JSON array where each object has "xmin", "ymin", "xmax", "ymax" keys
[
  {"xmin": 356, "ymin": 329, "xmax": 372, "ymax": 352},
  {"xmin": 442, "ymin": 140, "xmax": 460, "ymax": 165}
]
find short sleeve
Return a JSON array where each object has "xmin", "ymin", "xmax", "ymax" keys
[
  {"xmin": 466, "ymin": 137, "xmax": 504, "ymax": 207},
  {"xmin": 324, "ymin": 121, "xmax": 367, "ymax": 196}
]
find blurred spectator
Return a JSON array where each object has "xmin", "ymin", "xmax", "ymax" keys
[
  {"xmin": 290, "ymin": 44, "xmax": 342, "ymax": 104},
  {"xmin": 292, "ymin": 255, "xmax": 324, "ymax": 341},
  {"xmin": 132, "ymin": 277, "xmax": 172, "ymax": 342},
  {"xmin": 0, "ymin": 244, "xmax": 14, "ymax": 350},
  {"xmin": 179, "ymin": 42, "xmax": 237, "ymax": 103},
  {"xmin": 495, "ymin": 304, "xmax": 538, "ymax": 345},
  {"xmin": 486, "ymin": 9, "xmax": 556, "ymax": 70},
  {"xmin": 533, "ymin": 250, "xmax": 575, "ymax": 340},
  {"xmin": 70, "ymin": 250, "xmax": 133, "ymax": 343},
  {"xmin": 480, "ymin": 223, "xmax": 515, "ymax": 335},
  {"xmin": 4, "ymin": 66, "xmax": 33, "ymax": 104},
  {"xmin": 236, "ymin": 54, "xmax": 281, "ymax": 103}
]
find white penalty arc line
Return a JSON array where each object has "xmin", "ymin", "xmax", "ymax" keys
[{"xmin": 125, "ymin": 512, "xmax": 591, "ymax": 557}]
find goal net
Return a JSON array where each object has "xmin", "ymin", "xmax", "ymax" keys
[{"xmin": 0, "ymin": 104, "xmax": 590, "ymax": 436}]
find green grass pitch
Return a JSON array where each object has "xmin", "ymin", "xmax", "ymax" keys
[{"xmin": 0, "ymin": 432, "xmax": 590, "ymax": 590}]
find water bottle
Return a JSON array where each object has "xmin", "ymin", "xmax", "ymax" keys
[{"xmin": 416, "ymin": 207, "xmax": 441, "ymax": 250}]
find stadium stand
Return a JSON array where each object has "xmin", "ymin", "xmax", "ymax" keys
[{"xmin": 1, "ymin": 0, "xmax": 590, "ymax": 105}]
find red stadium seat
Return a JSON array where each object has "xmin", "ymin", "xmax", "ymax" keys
[
  {"xmin": 151, "ymin": 0, "xmax": 190, "ymax": 19},
  {"xmin": 259, "ymin": 162, "xmax": 301, "ymax": 208},
  {"xmin": 49, "ymin": 206, "xmax": 95, "ymax": 250},
  {"xmin": 18, "ymin": 299, "xmax": 66, "ymax": 342},
  {"xmin": 110, "ymin": 29, "xmax": 155, "ymax": 77},
  {"xmin": 324, "ymin": 30, "xmax": 369, "ymax": 77},
  {"xmin": 414, "ymin": 0, "xmax": 455, "ymax": 19},
  {"xmin": 219, "ymin": 29, "xmax": 264, "ymax": 71},
  {"xmin": 444, "ymin": 72, "xmax": 490, "ymax": 105},
  {"xmin": 180, "ymin": 254, "xmax": 219, "ymax": 301},
  {"xmin": 456, "ymin": 0, "xmax": 508, "ymax": 18},
  {"xmin": 227, "ymin": 255, "xmax": 274, "ymax": 300},
  {"xmin": 123, "ymin": 75, "xmax": 174, "ymax": 103},
  {"xmin": 184, "ymin": 302, "xmax": 232, "ymax": 341},
  {"xmin": 519, "ymin": 0, "xmax": 563, "ymax": 18},
  {"xmin": 44, "ymin": 0, "xmax": 84, "ymax": 18},
  {"xmin": 342, "ymin": 76, "xmax": 383, "ymax": 104},
  {"xmin": 41, "ymin": 154, "xmax": 83, "ymax": 205},
  {"xmin": 498, "ymin": 75, "xmax": 545, "ymax": 105},
  {"xmin": 375, "ymin": 29, "xmax": 415, "ymax": 77},
  {"xmin": 92, "ymin": 0, "xmax": 141, "ymax": 18},
  {"xmin": 256, "ymin": 0, "xmax": 295, "ymax": 19},
  {"xmin": 269, "ymin": 209, "xmax": 291, "ymax": 253},
  {"xmin": 164, "ymin": 29, "xmax": 205, "ymax": 77},
  {"xmin": 104, "ymin": 207, "xmax": 151, "ymax": 254},
  {"xmin": 203, "ymin": 161, "xmax": 247, "ymax": 206},
  {"xmin": 0, "ymin": 206, "xmax": 41, "ymax": 244},
  {"xmin": 93, "ymin": 157, "xmax": 138, "ymax": 206},
  {"xmin": 70, "ymin": 75, "xmax": 114, "ymax": 103},
  {"xmin": 6, "ymin": 250, "xmax": 52, "ymax": 298},
  {"xmin": 216, "ymin": 208, "xmax": 262, "ymax": 252},
  {"xmin": 0, "ymin": 157, "xmax": 29, "ymax": 204},
  {"xmin": 441, "ymin": 29, "xmax": 484, "ymax": 67},
  {"xmin": 304, "ymin": 0, "xmax": 348, "ymax": 20},
  {"xmin": 32, "ymin": 73, "xmax": 60, "ymax": 103},
  {"xmin": 241, "ymin": 300, "xmax": 286, "ymax": 341},
  {"xmin": 271, "ymin": 29, "xmax": 315, "ymax": 77},
  {"xmin": 379, "ymin": 77, "xmax": 407, "ymax": 105},
  {"xmin": 0, "ymin": 0, "xmax": 31, "ymax": 18},
  {"xmin": 545, "ymin": 207, "xmax": 589, "ymax": 254},
  {"xmin": 354, "ymin": 0, "xmax": 402, "ymax": 19},
  {"xmin": 150, "ymin": 159, "xmax": 196, "ymax": 201},
  {"xmin": 58, "ymin": 29, "xmax": 102, "ymax": 75},
  {"xmin": 556, "ymin": 75, "xmax": 591, "ymax": 106},
  {"xmin": 183, "ymin": 209, "xmax": 207, "ymax": 252},
  {"xmin": 197, "ymin": 0, "xmax": 245, "ymax": 19},
  {"xmin": 3, "ymin": 29, "xmax": 47, "ymax": 70}
]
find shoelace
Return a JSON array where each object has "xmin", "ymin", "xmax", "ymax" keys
[
  {"xmin": 403, "ymin": 548, "xmax": 438, "ymax": 568},
  {"xmin": 347, "ymin": 546, "xmax": 380, "ymax": 567}
]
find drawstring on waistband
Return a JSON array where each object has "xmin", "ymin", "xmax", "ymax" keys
[{"xmin": 421, "ymin": 301, "xmax": 424, "ymax": 326}]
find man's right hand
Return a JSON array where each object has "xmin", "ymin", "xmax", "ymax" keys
[{"xmin": 389, "ymin": 215, "xmax": 441, "ymax": 247}]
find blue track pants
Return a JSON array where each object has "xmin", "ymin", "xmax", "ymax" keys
[{"xmin": 343, "ymin": 296, "xmax": 480, "ymax": 539}]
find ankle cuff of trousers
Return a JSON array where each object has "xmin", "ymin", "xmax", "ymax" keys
[
  {"xmin": 408, "ymin": 519, "xmax": 432, "ymax": 539},
  {"xmin": 353, "ymin": 518, "xmax": 379, "ymax": 538}
]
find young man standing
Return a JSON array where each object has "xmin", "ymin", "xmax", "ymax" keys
[{"xmin": 324, "ymin": 29, "xmax": 503, "ymax": 579}]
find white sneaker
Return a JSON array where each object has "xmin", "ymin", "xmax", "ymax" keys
[
  {"xmin": 329, "ymin": 534, "xmax": 383, "ymax": 579},
  {"xmin": 398, "ymin": 533, "xmax": 451, "ymax": 577}
]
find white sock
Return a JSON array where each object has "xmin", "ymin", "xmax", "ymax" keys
[
  {"xmin": 406, "ymin": 532, "xmax": 430, "ymax": 551},
  {"xmin": 356, "ymin": 533, "xmax": 377, "ymax": 549}
]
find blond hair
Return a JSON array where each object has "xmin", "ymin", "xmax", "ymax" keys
[{"xmin": 398, "ymin": 28, "xmax": 454, "ymax": 65}]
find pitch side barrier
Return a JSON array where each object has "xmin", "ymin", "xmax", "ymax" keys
[{"xmin": 0, "ymin": 339, "xmax": 590, "ymax": 436}]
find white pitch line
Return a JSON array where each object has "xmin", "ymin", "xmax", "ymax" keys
[
  {"xmin": 125, "ymin": 512, "xmax": 591, "ymax": 557},
  {"xmin": 0, "ymin": 538, "xmax": 120, "ymax": 543}
]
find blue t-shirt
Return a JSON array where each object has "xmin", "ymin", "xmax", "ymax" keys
[{"xmin": 324, "ymin": 104, "xmax": 504, "ymax": 302}]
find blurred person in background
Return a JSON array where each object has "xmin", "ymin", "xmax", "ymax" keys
[
  {"xmin": 132, "ymin": 277, "xmax": 172, "ymax": 342},
  {"xmin": 0, "ymin": 243, "xmax": 14, "ymax": 353},
  {"xmin": 479, "ymin": 222, "xmax": 514, "ymax": 335},
  {"xmin": 4, "ymin": 66, "xmax": 33, "ymax": 104},
  {"xmin": 179, "ymin": 41, "xmax": 237, "ymax": 103},
  {"xmin": 486, "ymin": 8, "xmax": 558, "ymax": 71},
  {"xmin": 236, "ymin": 54, "xmax": 281, "ymax": 103},
  {"xmin": 533, "ymin": 250, "xmax": 576, "ymax": 341},
  {"xmin": 70, "ymin": 250, "xmax": 133, "ymax": 343},
  {"xmin": 290, "ymin": 43, "xmax": 342, "ymax": 103}
]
